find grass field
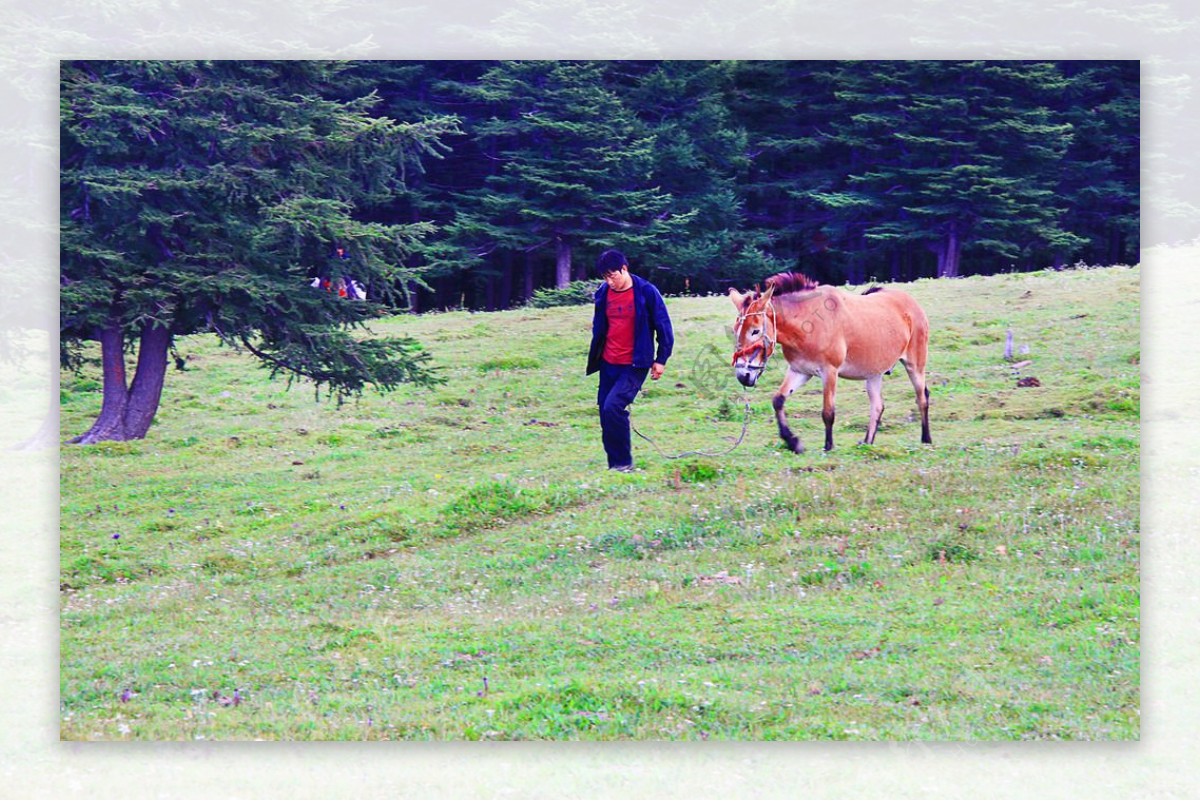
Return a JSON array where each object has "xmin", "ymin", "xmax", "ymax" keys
[{"xmin": 59, "ymin": 265, "xmax": 1139, "ymax": 741}]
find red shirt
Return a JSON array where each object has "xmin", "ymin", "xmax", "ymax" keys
[{"xmin": 602, "ymin": 287, "xmax": 636, "ymax": 365}]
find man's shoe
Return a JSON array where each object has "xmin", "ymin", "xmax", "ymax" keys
[{"xmin": 609, "ymin": 464, "xmax": 634, "ymax": 473}]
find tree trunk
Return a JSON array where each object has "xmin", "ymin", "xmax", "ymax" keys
[
  {"xmin": 936, "ymin": 224, "xmax": 962, "ymax": 278},
  {"xmin": 123, "ymin": 324, "xmax": 171, "ymax": 438},
  {"xmin": 72, "ymin": 324, "xmax": 129, "ymax": 444},
  {"xmin": 1109, "ymin": 228, "xmax": 1124, "ymax": 265},
  {"xmin": 522, "ymin": 252, "xmax": 534, "ymax": 301},
  {"xmin": 555, "ymin": 237, "xmax": 572, "ymax": 288},
  {"xmin": 71, "ymin": 323, "xmax": 171, "ymax": 444},
  {"xmin": 482, "ymin": 272, "xmax": 497, "ymax": 311},
  {"xmin": 846, "ymin": 228, "xmax": 864, "ymax": 285},
  {"xmin": 497, "ymin": 255, "xmax": 513, "ymax": 310},
  {"xmin": 407, "ymin": 280, "xmax": 420, "ymax": 313}
]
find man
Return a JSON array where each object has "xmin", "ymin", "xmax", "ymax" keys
[{"xmin": 586, "ymin": 249, "xmax": 674, "ymax": 472}]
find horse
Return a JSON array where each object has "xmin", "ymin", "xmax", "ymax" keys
[{"xmin": 729, "ymin": 272, "xmax": 932, "ymax": 453}]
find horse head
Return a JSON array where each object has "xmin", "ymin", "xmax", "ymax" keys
[{"xmin": 728, "ymin": 284, "xmax": 776, "ymax": 387}]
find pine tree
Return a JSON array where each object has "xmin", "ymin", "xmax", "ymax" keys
[
  {"xmin": 1054, "ymin": 61, "xmax": 1140, "ymax": 267},
  {"xmin": 728, "ymin": 61, "xmax": 843, "ymax": 277},
  {"xmin": 619, "ymin": 60, "xmax": 769, "ymax": 293},
  {"xmin": 800, "ymin": 61, "xmax": 1087, "ymax": 278},
  {"xmin": 60, "ymin": 60, "xmax": 461, "ymax": 443},
  {"xmin": 446, "ymin": 60, "xmax": 692, "ymax": 288},
  {"xmin": 341, "ymin": 61, "xmax": 483, "ymax": 309}
]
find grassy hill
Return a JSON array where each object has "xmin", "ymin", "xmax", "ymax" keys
[{"xmin": 59, "ymin": 265, "xmax": 1140, "ymax": 740}]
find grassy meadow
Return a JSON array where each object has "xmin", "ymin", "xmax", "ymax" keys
[{"xmin": 59, "ymin": 266, "xmax": 1140, "ymax": 741}]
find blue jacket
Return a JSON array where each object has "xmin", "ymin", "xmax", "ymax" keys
[{"xmin": 586, "ymin": 274, "xmax": 674, "ymax": 375}]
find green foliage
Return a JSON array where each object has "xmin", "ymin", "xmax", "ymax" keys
[
  {"xmin": 437, "ymin": 481, "xmax": 587, "ymax": 538},
  {"xmin": 443, "ymin": 61, "xmax": 695, "ymax": 287},
  {"xmin": 925, "ymin": 540, "xmax": 980, "ymax": 564},
  {"xmin": 390, "ymin": 59, "xmax": 1139, "ymax": 304},
  {"xmin": 60, "ymin": 59, "xmax": 1139, "ymax": 321},
  {"xmin": 60, "ymin": 61, "xmax": 460, "ymax": 437},
  {"xmin": 714, "ymin": 397, "xmax": 739, "ymax": 421},
  {"xmin": 477, "ymin": 355, "xmax": 542, "ymax": 372},
  {"xmin": 525, "ymin": 281, "xmax": 598, "ymax": 308},
  {"xmin": 677, "ymin": 459, "xmax": 720, "ymax": 483},
  {"xmin": 793, "ymin": 61, "xmax": 1094, "ymax": 278}
]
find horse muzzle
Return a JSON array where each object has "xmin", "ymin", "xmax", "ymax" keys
[{"xmin": 734, "ymin": 362, "xmax": 764, "ymax": 387}]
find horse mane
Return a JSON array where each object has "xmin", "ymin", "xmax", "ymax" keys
[
  {"xmin": 861, "ymin": 286, "xmax": 885, "ymax": 295},
  {"xmin": 763, "ymin": 272, "xmax": 821, "ymax": 296}
]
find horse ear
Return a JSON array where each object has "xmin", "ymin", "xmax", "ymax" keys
[
  {"xmin": 728, "ymin": 288, "xmax": 745, "ymax": 308},
  {"xmin": 761, "ymin": 284, "xmax": 776, "ymax": 303}
]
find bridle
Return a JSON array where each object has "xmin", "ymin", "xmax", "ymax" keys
[{"xmin": 731, "ymin": 302, "xmax": 777, "ymax": 368}]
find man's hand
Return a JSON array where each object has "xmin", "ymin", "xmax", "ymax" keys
[{"xmin": 650, "ymin": 362, "xmax": 665, "ymax": 381}]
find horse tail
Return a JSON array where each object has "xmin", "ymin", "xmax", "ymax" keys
[
  {"xmin": 892, "ymin": 290, "xmax": 930, "ymax": 375},
  {"xmin": 899, "ymin": 292, "xmax": 933, "ymax": 445},
  {"xmin": 907, "ymin": 294, "xmax": 930, "ymax": 364}
]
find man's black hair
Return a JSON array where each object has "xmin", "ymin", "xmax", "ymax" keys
[{"xmin": 596, "ymin": 249, "xmax": 628, "ymax": 277}]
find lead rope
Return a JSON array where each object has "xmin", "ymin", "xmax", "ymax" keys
[
  {"xmin": 628, "ymin": 301, "xmax": 768, "ymax": 460},
  {"xmin": 630, "ymin": 396, "xmax": 754, "ymax": 460}
]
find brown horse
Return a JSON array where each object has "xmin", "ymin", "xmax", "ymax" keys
[{"xmin": 729, "ymin": 272, "xmax": 932, "ymax": 453}]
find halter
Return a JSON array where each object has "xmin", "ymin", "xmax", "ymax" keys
[{"xmin": 731, "ymin": 302, "xmax": 777, "ymax": 367}]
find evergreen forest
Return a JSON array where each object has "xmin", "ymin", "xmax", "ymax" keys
[{"xmin": 62, "ymin": 59, "xmax": 1139, "ymax": 317}]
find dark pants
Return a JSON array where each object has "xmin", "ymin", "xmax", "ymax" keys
[{"xmin": 597, "ymin": 360, "xmax": 650, "ymax": 469}]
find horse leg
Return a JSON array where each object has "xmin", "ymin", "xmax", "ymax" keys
[
  {"xmin": 901, "ymin": 359, "xmax": 932, "ymax": 445},
  {"xmin": 773, "ymin": 369, "xmax": 811, "ymax": 454},
  {"xmin": 821, "ymin": 370, "xmax": 838, "ymax": 451},
  {"xmin": 863, "ymin": 374, "xmax": 884, "ymax": 445}
]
